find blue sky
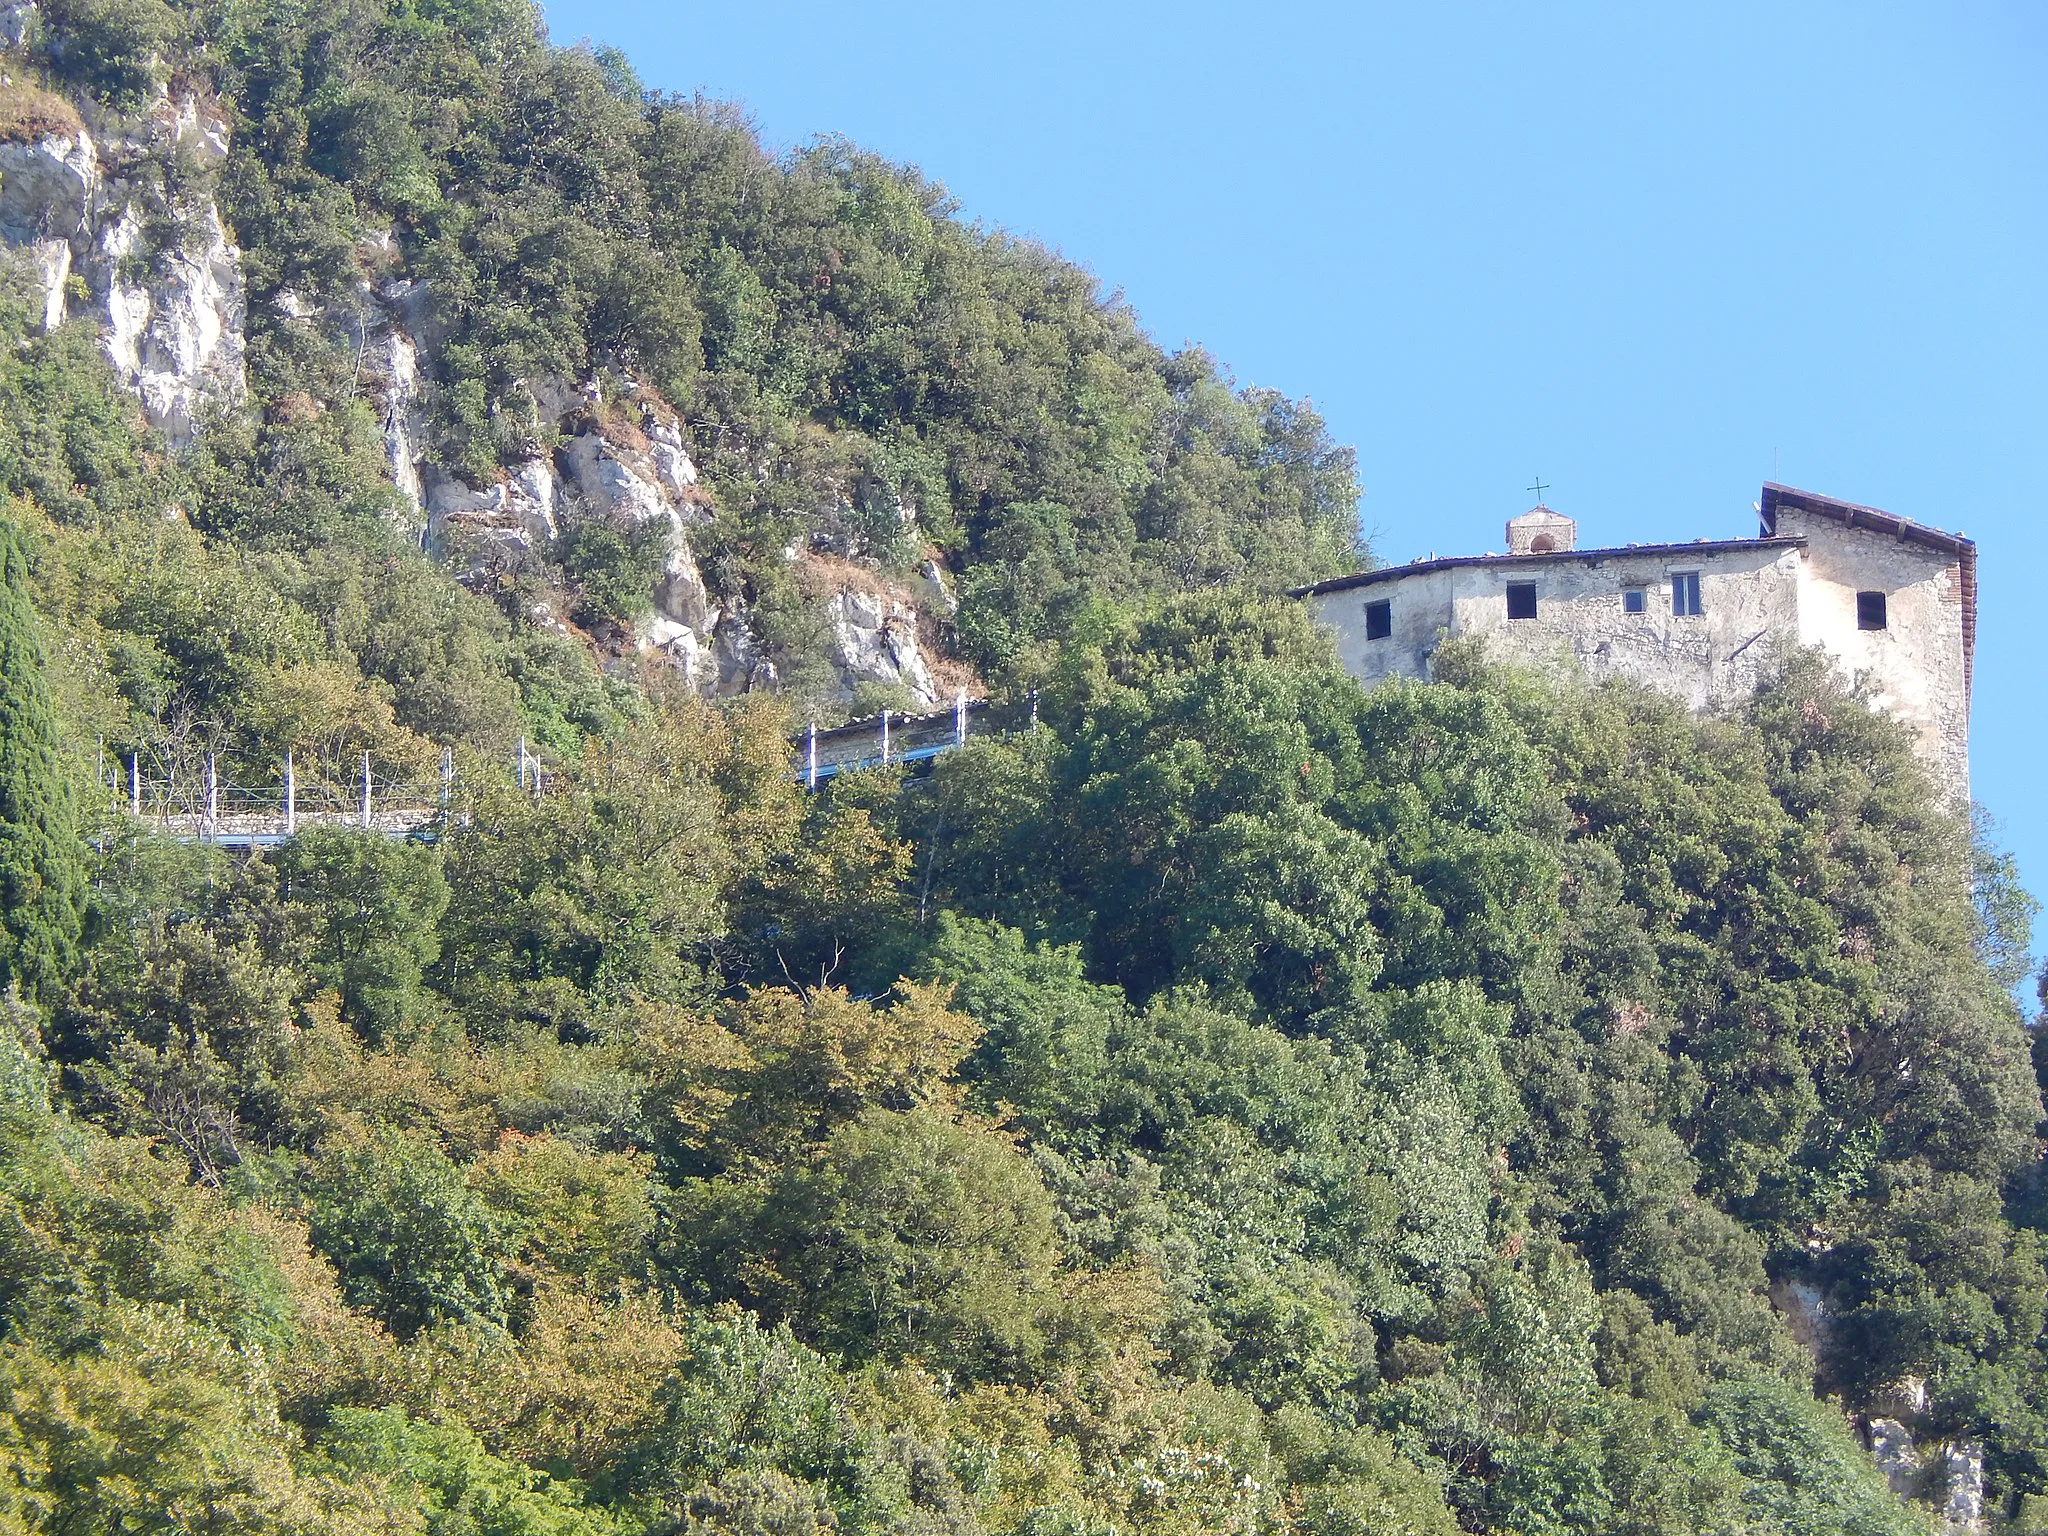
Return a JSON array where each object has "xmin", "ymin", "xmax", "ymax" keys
[{"xmin": 549, "ymin": 0, "xmax": 2048, "ymax": 943}]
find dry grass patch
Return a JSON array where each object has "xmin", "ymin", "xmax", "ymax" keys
[{"xmin": 0, "ymin": 80, "xmax": 82, "ymax": 145}]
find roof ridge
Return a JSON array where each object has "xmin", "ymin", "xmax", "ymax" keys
[{"xmin": 1289, "ymin": 535, "xmax": 1806, "ymax": 599}]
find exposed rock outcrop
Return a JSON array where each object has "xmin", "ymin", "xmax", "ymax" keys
[
  {"xmin": 1770, "ymin": 1275, "xmax": 1832, "ymax": 1355},
  {"xmin": 1939, "ymin": 1441, "xmax": 1984, "ymax": 1533},
  {"xmin": 390, "ymin": 371, "xmax": 747, "ymax": 692},
  {"xmin": 365, "ymin": 272, "xmax": 431, "ymax": 513},
  {"xmin": 822, "ymin": 585, "xmax": 938, "ymax": 708},
  {"xmin": 0, "ymin": 75, "xmax": 951, "ymax": 708},
  {"xmin": 1867, "ymin": 1417, "xmax": 1920, "ymax": 1498},
  {"xmin": 424, "ymin": 461, "xmax": 560, "ymax": 554},
  {"xmin": 0, "ymin": 1, "xmax": 37, "ymax": 49},
  {"xmin": 0, "ymin": 124, "xmax": 93, "ymax": 330},
  {"xmin": 97, "ymin": 195, "xmax": 245, "ymax": 444},
  {"xmin": 1856, "ymin": 1383, "xmax": 1986, "ymax": 1532},
  {"xmin": 0, "ymin": 91, "xmax": 246, "ymax": 444}
]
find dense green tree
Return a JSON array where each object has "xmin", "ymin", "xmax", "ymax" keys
[
  {"xmin": 303, "ymin": 1124, "xmax": 516, "ymax": 1336},
  {"xmin": 279, "ymin": 827, "xmax": 450, "ymax": 1041},
  {"xmin": 0, "ymin": 5, "xmax": 2029, "ymax": 1531},
  {"xmin": 1697, "ymin": 1376, "xmax": 1925, "ymax": 1536},
  {"xmin": 0, "ymin": 520, "xmax": 85, "ymax": 1004},
  {"xmin": 314, "ymin": 1407, "xmax": 611, "ymax": 1536},
  {"xmin": 689, "ymin": 1105, "xmax": 1073, "ymax": 1377}
]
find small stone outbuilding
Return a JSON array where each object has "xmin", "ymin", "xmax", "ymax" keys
[{"xmin": 1295, "ymin": 484, "xmax": 1975, "ymax": 797}]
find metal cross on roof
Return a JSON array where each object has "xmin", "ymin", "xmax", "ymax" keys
[{"xmin": 1527, "ymin": 477, "xmax": 1550, "ymax": 506}]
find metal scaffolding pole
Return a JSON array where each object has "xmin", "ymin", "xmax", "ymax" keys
[{"xmin": 285, "ymin": 752, "xmax": 296, "ymax": 837}]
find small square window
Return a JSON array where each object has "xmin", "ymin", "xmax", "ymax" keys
[
  {"xmin": 1506, "ymin": 582, "xmax": 1538, "ymax": 620},
  {"xmin": 1856, "ymin": 590, "xmax": 1887, "ymax": 631},
  {"xmin": 1364, "ymin": 598, "xmax": 1392, "ymax": 640},
  {"xmin": 1671, "ymin": 571, "xmax": 1703, "ymax": 617},
  {"xmin": 1623, "ymin": 588, "xmax": 1647, "ymax": 615}
]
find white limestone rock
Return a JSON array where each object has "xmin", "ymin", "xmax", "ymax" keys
[
  {"xmin": 639, "ymin": 613, "xmax": 700, "ymax": 675},
  {"xmin": 380, "ymin": 323, "xmax": 425, "ymax": 511},
  {"xmin": 87, "ymin": 97, "xmax": 248, "ymax": 444},
  {"xmin": 1866, "ymin": 1418, "xmax": 1921, "ymax": 1498},
  {"xmin": 824, "ymin": 585, "xmax": 937, "ymax": 707},
  {"xmin": 424, "ymin": 460, "xmax": 560, "ymax": 555},
  {"xmin": 562, "ymin": 428, "xmax": 675, "ymax": 527},
  {"xmin": 654, "ymin": 538, "xmax": 716, "ymax": 632},
  {"xmin": 555, "ymin": 415, "xmax": 718, "ymax": 647},
  {"xmin": 330, "ymin": 268, "xmax": 436, "ymax": 520},
  {"xmin": 0, "ymin": 127, "xmax": 95, "ymax": 330},
  {"xmin": 98, "ymin": 195, "xmax": 247, "ymax": 445},
  {"xmin": 422, "ymin": 402, "xmax": 728, "ymax": 681},
  {"xmin": 648, "ymin": 417, "xmax": 698, "ymax": 494},
  {"xmin": 0, "ymin": 0, "xmax": 37, "ymax": 47},
  {"xmin": 917, "ymin": 558, "xmax": 957, "ymax": 615},
  {"xmin": 1939, "ymin": 1441, "xmax": 1984, "ymax": 1533},
  {"xmin": 0, "ymin": 94, "xmax": 248, "ymax": 445},
  {"xmin": 1871, "ymin": 1376, "xmax": 1931, "ymax": 1421},
  {"xmin": 1770, "ymin": 1276, "xmax": 1833, "ymax": 1354},
  {"xmin": 130, "ymin": 91, "xmax": 230, "ymax": 166},
  {"xmin": 709, "ymin": 603, "xmax": 776, "ymax": 695}
]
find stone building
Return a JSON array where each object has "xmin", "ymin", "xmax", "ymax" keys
[{"xmin": 1294, "ymin": 484, "xmax": 1975, "ymax": 797}]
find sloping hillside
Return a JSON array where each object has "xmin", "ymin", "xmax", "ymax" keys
[{"xmin": 0, "ymin": 4, "xmax": 2039, "ymax": 1535}]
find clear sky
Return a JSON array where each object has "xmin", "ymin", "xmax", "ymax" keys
[{"xmin": 548, "ymin": 0, "xmax": 2048, "ymax": 947}]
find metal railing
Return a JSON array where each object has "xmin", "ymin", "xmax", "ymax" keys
[
  {"xmin": 104, "ymin": 746, "xmax": 461, "ymax": 846},
  {"xmin": 100, "ymin": 685, "xmax": 1027, "ymax": 848},
  {"xmin": 799, "ymin": 691, "xmax": 1028, "ymax": 786}
]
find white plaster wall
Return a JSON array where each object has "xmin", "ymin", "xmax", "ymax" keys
[
  {"xmin": 1451, "ymin": 546, "xmax": 1804, "ymax": 710},
  {"xmin": 1778, "ymin": 511, "xmax": 1970, "ymax": 798},
  {"xmin": 1311, "ymin": 567, "xmax": 1453, "ymax": 686},
  {"xmin": 1314, "ymin": 546, "xmax": 1807, "ymax": 706},
  {"xmin": 1307, "ymin": 527, "xmax": 1971, "ymax": 799}
]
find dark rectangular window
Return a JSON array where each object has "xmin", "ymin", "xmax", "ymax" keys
[
  {"xmin": 1857, "ymin": 590, "xmax": 1887, "ymax": 630},
  {"xmin": 1623, "ymin": 587, "xmax": 1647, "ymax": 614},
  {"xmin": 1671, "ymin": 571, "xmax": 1703, "ymax": 617},
  {"xmin": 1506, "ymin": 582, "xmax": 1538, "ymax": 620},
  {"xmin": 1364, "ymin": 598, "xmax": 1392, "ymax": 640}
]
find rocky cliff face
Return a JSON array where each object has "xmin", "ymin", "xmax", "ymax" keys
[
  {"xmin": 358, "ymin": 287, "xmax": 943, "ymax": 708},
  {"xmin": 0, "ymin": 119, "xmax": 91, "ymax": 329},
  {"xmin": 1775, "ymin": 1282, "xmax": 1987, "ymax": 1531},
  {"xmin": 0, "ymin": 88, "xmax": 244, "ymax": 445},
  {"xmin": 0, "ymin": 70, "xmax": 948, "ymax": 713},
  {"xmin": 821, "ymin": 585, "xmax": 938, "ymax": 708}
]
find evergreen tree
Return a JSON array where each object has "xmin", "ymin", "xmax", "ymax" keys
[{"xmin": 0, "ymin": 519, "xmax": 84, "ymax": 1001}]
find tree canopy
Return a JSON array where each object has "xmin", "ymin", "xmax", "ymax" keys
[{"xmin": 0, "ymin": 2, "xmax": 2035, "ymax": 1532}]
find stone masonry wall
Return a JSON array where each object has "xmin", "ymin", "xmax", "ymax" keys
[
  {"xmin": 1778, "ymin": 508, "xmax": 1971, "ymax": 799},
  {"xmin": 1307, "ymin": 526, "xmax": 1971, "ymax": 800},
  {"xmin": 1311, "ymin": 542, "xmax": 1807, "ymax": 709},
  {"xmin": 1313, "ymin": 566, "xmax": 1455, "ymax": 689},
  {"xmin": 1445, "ymin": 542, "xmax": 1805, "ymax": 711}
]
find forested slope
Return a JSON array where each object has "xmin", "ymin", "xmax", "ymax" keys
[{"xmin": 0, "ymin": 3, "xmax": 2041, "ymax": 1534}]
